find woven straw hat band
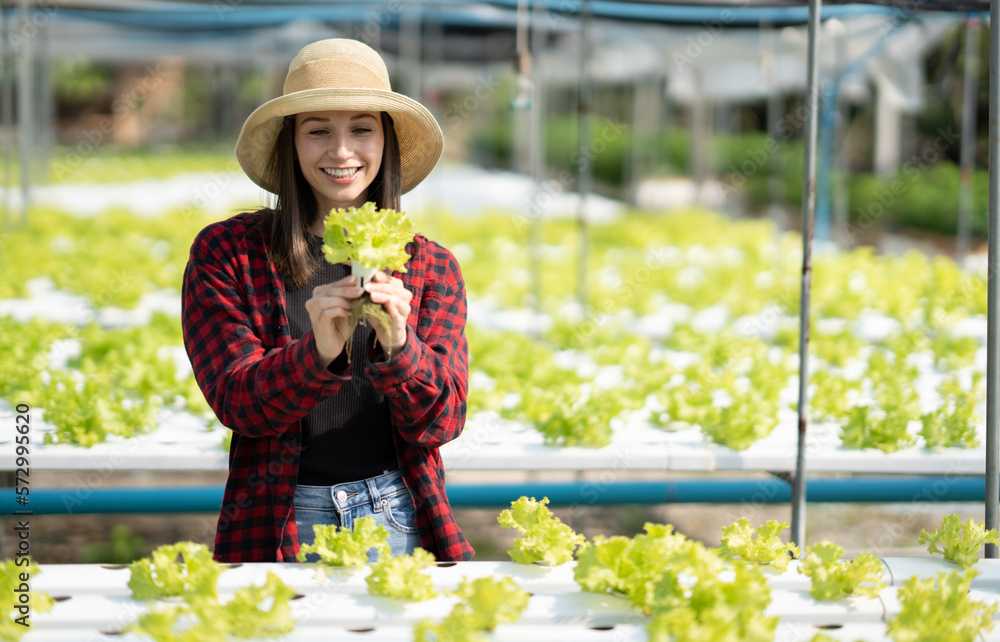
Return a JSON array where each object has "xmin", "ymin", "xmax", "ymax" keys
[{"xmin": 283, "ymin": 58, "xmax": 391, "ymax": 94}]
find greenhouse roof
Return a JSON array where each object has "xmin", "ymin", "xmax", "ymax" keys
[{"xmin": 4, "ymin": 0, "xmax": 989, "ymax": 37}]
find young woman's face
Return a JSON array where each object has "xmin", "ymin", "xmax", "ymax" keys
[{"xmin": 294, "ymin": 110, "xmax": 384, "ymax": 217}]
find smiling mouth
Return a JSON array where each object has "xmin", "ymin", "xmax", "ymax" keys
[{"xmin": 323, "ymin": 167, "xmax": 360, "ymax": 178}]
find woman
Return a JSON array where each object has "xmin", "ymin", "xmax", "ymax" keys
[{"xmin": 181, "ymin": 38, "xmax": 473, "ymax": 563}]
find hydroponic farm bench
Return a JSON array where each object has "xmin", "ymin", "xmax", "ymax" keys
[
  {"xmin": 0, "ymin": 409, "xmax": 988, "ymax": 475},
  {"xmin": 18, "ymin": 558, "xmax": 1000, "ymax": 641}
]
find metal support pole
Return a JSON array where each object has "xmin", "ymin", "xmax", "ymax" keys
[
  {"xmin": 36, "ymin": 16, "xmax": 50, "ymax": 182},
  {"xmin": 816, "ymin": 83, "xmax": 838, "ymax": 242},
  {"xmin": 958, "ymin": 17, "xmax": 981, "ymax": 265},
  {"xmin": 400, "ymin": 5, "xmax": 422, "ymax": 104},
  {"xmin": 527, "ymin": 0, "xmax": 545, "ymax": 314},
  {"xmin": 15, "ymin": 0, "xmax": 30, "ymax": 224},
  {"xmin": 833, "ymin": 30, "xmax": 849, "ymax": 246},
  {"xmin": 627, "ymin": 76, "xmax": 640, "ymax": 206},
  {"xmin": 576, "ymin": 0, "xmax": 592, "ymax": 311},
  {"xmin": 1, "ymin": 0, "xmax": 11, "ymax": 227},
  {"xmin": 985, "ymin": 1, "xmax": 1000, "ymax": 559},
  {"xmin": 763, "ymin": 21, "xmax": 785, "ymax": 222},
  {"xmin": 691, "ymin": 69, "xmax": 707, "ymax": 205},
  {"xmin": 791, "ymin": 0, "xmax": 823, "ymax": 550}
]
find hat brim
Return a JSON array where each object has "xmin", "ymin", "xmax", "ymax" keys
[{"xmin": 235, "ymin": 88, "xmax": 443, "ymax": 196}]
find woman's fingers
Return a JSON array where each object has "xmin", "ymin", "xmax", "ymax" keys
[
  {"xmin": 306, "ymin": 275, "xmax": 364, "ymax": 366},
  {"xmin": 305, "ymin": 296, "xmax": 353, "ymax": 316},
  {"xmin": 360, "ymin": 271, "xmax": 411, "ymax": 353},
  {"xmin": 312, "ymin": 275, "xmax": 363, "ymax": 300},
  {"xmin": 368, "ymin": 290, "xmax": 409, "ymax": 316},
  {"xmin": 365, "ymin": 272, "xmax": 412, "ymax": 301}
]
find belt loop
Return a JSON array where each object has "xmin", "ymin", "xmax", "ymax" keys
[{"xmin": 366, "ymin": 476, "xmax": 382, "ymax": 513}]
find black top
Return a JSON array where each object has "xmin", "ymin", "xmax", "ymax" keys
[{"xmin": 285, "ymin": 234, "xmax": 396, "ymax": 485}]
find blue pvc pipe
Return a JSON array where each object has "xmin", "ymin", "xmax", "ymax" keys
[{"xmin": 3, "ymin": 477, "xmax": 985, "ymax": 515}]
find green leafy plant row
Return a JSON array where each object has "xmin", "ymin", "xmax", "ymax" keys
[
  {"xmin": 35, "ymin": 507, "xmax": 997, "ymax": 641},
  {"xmin": 125, "ymin": 542, "xmax": 296, "ymax": 641}
]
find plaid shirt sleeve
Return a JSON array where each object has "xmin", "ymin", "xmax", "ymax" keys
[
  {"xmin": 181, "ymin": 216, "xmax": 351, "ymax": 438},
  {"xmin": 364, "ymin": 236, "xmax": 469, "ymax": 448},
  {"xmin": 364, "ymin": 235, "xmax": 474, "ymax": 561}
]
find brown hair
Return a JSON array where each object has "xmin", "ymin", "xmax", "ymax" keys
[{"xmin": 266, "ymin": 111, "xmax": 402, "ymax": 289}]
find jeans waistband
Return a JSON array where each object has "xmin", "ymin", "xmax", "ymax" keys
[{"xmin": 295, "ymin": 469, "xmax": 406, "ymax": 512}]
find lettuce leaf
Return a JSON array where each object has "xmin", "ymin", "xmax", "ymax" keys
[
  {"xmin": 918, "ymin": 513, "xmax": 1000, "ymax": 569},
  {"xmin": 296, "ymin": 516, "xmax": 390, "ymax": 568},
  {"xmin": 799, "ymin": 540, "xmax": 886, "ymax": 600},
  {"xmin": 223, "ymin": 572, "xmax": 297, "ymax": 638},
  {"xmin": 127, "ymin": 542, "xmax": 221, "ymax": 602},
  {"xmin": 126, "ymin": 602, "xmax": 229, "ymax": 642},
  {"xmin": 414, "ymin": 612, "xmax": 483, "ymax": 642},
  {"xmin": 414, "ymin": 576, "xmax": 529, "ymax": 641},
  {"xmin": 452, "ymin": 576, "xmax": 530, "ymax": 631},
  {"xmin": 886, "ymin": 570, "xmax": 996, "ymax": 642},
  {"xmin": 497, "ymin": 496, "xmax": 585, "ymax": 566},
  {"xmin": 126, "ymin": 572, "xmax": 297, "ymax": 641},
  {"xmin": 366, "ymin": 547, "xmax": 438, "ymax": 601},
  {"xmin": 717, "ymin": 518, "xmax": 799, "ymax": 571},
  {"xmin": 573, "ymin": 535, "xmax": 633, "ymax": 595},
  {"xmin": 322, "ymin": 201, "xmax": 415, "ymax": 272},
  {"xmin": 646, "ymin": 559, "xmax": 777, "ymax": 641}
]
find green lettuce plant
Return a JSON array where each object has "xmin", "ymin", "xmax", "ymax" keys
[
  {"xmin": 322, "ymin": 202, "xmax": 415, "ymax": 359},
  {"xmin": 296, "ymin": 516, "xmax": 390, "ymax": 569},
  {"xmin": 126, "ymin": 572, "xmax": 296, "ymax": 641},
  {"xmin": 717, "ymin": 518, "xmax": 799, "ymax": 571},
  {"xmin": 886, "ymin": 570, "xmax": 996, "ymax": 642},
  {"xmin": 799, "ymin": 540, "xmax": 886, "ymax": 600},
  {"xmin": 497, "ymin": 496, "xmax": 585, "ymax": 566},
  {"xmin": 414, "ymin": 576, "xmax": 530, "ymax": 641},
  {"xmin": 366, "ymin": 547, "xmax": 438, "ymax": 600},
  {"xmin": 127, "ymin": 542, "xmax": 222, "ymax": 601},
  {"xmin": 918, "ymin": 514, "xmax": 1000, "ymax": 569}
]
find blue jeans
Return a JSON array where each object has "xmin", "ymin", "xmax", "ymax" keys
[{"xmin": 292, "ymin": 469, "xmax": 421, "ymax": 563}]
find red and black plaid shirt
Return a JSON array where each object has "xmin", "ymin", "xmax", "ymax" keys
[{"xmin": 181, "ymin": 210, "xmax": 474, "ymax": 562}]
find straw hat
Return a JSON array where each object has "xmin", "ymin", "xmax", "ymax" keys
[{"xmin": 235, "ymin": 38, "xmax": 443, "ymax": 195}]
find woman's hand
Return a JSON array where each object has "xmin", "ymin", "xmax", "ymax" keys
[
  {"xmin": 306, "ymin": 274, "xmax": 363, "ymax": 367},
  {"xmin": 365, "ymin": 270, "xmax": 412, "ymax": 355}
]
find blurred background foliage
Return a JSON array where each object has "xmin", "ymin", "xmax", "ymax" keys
[{"xmin": 8, "ymin": 19, "xmax": 991, "ymax": 243}]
